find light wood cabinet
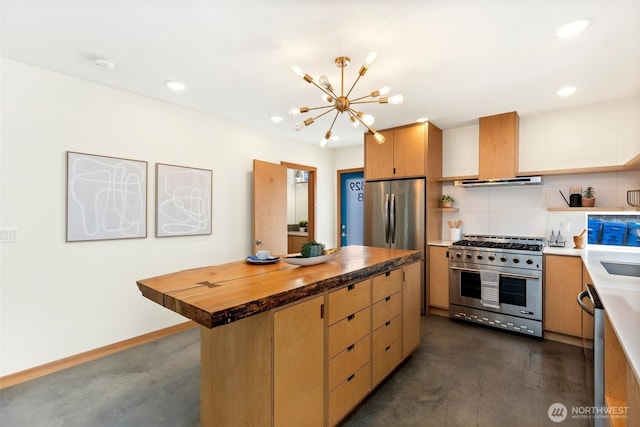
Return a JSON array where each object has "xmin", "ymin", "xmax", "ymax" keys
[
  {"xmin": 371, "ymin": 269, "xmax": 402, "ymax": 387},
  {"xmin": 478, "ymin": 111, "xmax": 519, "ymax": 180},
  {"xmin": 544, "ymin": 254, "xmax": 583, "ymax": 337},
  {"xmin": 428, "ymin": 245, "xmax": 449, "ymax": 310},
  {"xmin": 287, "ymin": 234, "xmax": 309, "ymax": 254},
  {"xmin": 364, "ymin": 122, "xmax": 442, "ymax": 181},
  {"xmin": 274, "ymin": 296, "xmax": 325, "ymax": 427},
  {"xmin": 605, "ymin": 314, "xmax": 640, "ymax": 427},
  {"xmin": 327, "ymin": 280, "xmax": 372, "ymax": 426},
  {"xmin": 402, "ymin": 261, "xmax": 421, "ymax": 357}
]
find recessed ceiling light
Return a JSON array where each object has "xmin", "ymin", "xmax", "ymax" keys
[
  {"xmin": 556, "ymin": 19, "xmax": 591, "ymax": 39},
  {"xmin": 92, "ymin": 57, "xmax": 116, "ymax": 70},
  {"xmin": 164, "ymin": 80, "xmax": 187, "ymax": 91},
  {"xmin": 415, "ymin": 117, "xmax": 429, "ymax": 123},
  {"xmin": 269, "ymin": 115, "xmax": 284, "ymax": 123},
  {"xmin": 556, "ymin": 86, "xmax": 577, "ymax": 97}
]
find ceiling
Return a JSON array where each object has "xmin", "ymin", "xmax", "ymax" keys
[{"xmin": 2, "ymin": 1, "xmax": 639, "ymax": 149}]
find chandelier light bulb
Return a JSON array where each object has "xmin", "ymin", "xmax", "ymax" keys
[
  {"xmin": 293, "ymin": 121, "xmax": 306, "ymax": 131},
  {"xmin": 319, "ymin": 75, "xmax": 333, "ymax": 91},
  {"xmin": 362, "ymin": 114, "xmax": 375, "ymax": 126},
  {"xmin": 365, "ymin": 51, "xmax": 378, "ymax": 67},
  {"xmin": 379, "ymin": 86, "xmax": 390, "ymax": 95},
  {"xmin": 320, "ymin": 139, "xmax": 329, "ymax": 148},
  {"xmin": 289, "ymin": 107, "xmax": 301, "ymax": 115},
  {"xmin": 373, "ymin": 132, "xmax": 385, "ymax": 144},
  {"xmin": 388, "ymin": 94, "xmax": 404, "ymax": 105},
  {"xmin": 350, "ymin": 115, "xmax": 360, "ymax": 128},
  {"xmin": 291, "ymin": 64, "xmax": 304, "ymax": 77}
]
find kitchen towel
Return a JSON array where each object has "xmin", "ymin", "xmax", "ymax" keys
[{"xmin": 480, "ymin": 270, "xmax": 501, "ymax": 309}]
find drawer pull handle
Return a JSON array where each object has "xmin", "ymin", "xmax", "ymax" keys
[
  {"xmin": 385, "ymin": 296, "xmax": 391, "ymax": 302},
  {"xmin": 347, "ymin": 344, "xmax": 355, "ymax": 352},
  {"xmin": 385, "ymin": 345, "xmax": 391, "ymax": 352},
  {"xmin": 347, "ymin": 284, "xmax": 355, "ymax": 291},
  {"xmin": 385, "ymin": 321, "xmax": 391, "ymax": 327},
  {"xmin": 385, "ymin": 271, "xmax": 391, "ymax": 277},
  {"xmin": 347, "ymin": 314, "xmax": 355, "ymax": 321},
  {"xmin": 347, "ymin": 373, "xmax": 355, "ymax": 382}
]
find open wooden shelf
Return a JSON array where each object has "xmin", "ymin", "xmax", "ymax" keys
[
  {"xmin": 440, "ymin": 208, "xmax": 459, "ymax": 213},
  {"xmin": 547, "ymin": 207, "xmax": 639, "ymax": 212}
]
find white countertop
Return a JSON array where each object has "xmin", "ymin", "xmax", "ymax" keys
[
  {"xmin": 287, "ymin": 231, "xmax": 308, "ymax": 237},
  {"xmin": 428, "ymin": 240, "xmax": 453, "ymax": 247},
  {"xmin": 581, "ymin": 246, "xmax": 640, "ymax": 383}
]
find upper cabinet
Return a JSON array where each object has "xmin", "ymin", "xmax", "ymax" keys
[
  {"xmin": 364, "ymin": 122, "xmax": 443, "ymax": 181},
  {"xmin": 478, "ymin": 111, "xmax": 519, "ymax": 180}
]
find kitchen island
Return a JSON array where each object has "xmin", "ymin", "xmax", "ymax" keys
[{"xmin": 137, "ymin": 245, "xmax": 422, "ymax": 427}]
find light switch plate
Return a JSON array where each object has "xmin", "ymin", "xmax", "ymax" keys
[{"xmin": 0, "ymin": 227, "xmax": 19, "ymax": 242}]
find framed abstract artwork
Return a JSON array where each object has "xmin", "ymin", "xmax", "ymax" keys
[
  {"xmin": 156, "ymin": 163, "xmax": 212, "ymax": 237},
  {"xmin": 66, "ymin": 151, "xmax": 147, "ymax": 242}
]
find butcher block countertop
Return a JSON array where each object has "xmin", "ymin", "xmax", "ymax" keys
[{"xmin": 137, "ymin": 245, "xmax": 421, "ymax": 329}]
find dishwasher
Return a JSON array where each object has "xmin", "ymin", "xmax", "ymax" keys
[{"xmin": 577, "ymin": 284, "xmax": 605, "ymax": 427}]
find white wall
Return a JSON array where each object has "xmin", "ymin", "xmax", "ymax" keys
[{"xmin": 0, "ymin": 58, "xmax": 337, "ymax": 376}]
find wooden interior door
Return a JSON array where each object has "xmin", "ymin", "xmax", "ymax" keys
[{"xmin": 253, "ymin": 159, "xmax": 287, "ymax": 255}]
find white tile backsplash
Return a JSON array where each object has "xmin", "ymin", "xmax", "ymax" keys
[{"xmin": 441, "ymin": 170, "xmax": 640, "ymax": 240}]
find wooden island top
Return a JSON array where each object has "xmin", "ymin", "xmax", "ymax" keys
[{"xmin": 136, "ymin": 245, "xmax": 421, "ymax": 328}]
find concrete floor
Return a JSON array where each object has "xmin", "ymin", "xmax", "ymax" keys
[{"xmin": 0, "ymin": 315, "xmax": 593, "ymax": 426}]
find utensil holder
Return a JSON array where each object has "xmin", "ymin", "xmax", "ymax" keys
[{"xmin": 449, "ymin": 228, "xmax": 461, "ymax": 242}]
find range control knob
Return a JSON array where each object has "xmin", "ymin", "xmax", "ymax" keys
[
  {"xmin": 465, "ymin": 253, "xmax": 472, "ymax": 259},
  {"xmin": 526, "ymin": 259, "xmax": 534, "ymax": 265},
  {"xmin": 477, "ymin": 254, "xmax": 483, "ymax": 260},
  {"xmin": 488, "ymin": 255, "xmax": 495, "ymax": 261},
  {"xmin": 513, "ymin": 257, "xmax": 520, "ymax": 264},
  {"xmin": 500, "ymin": 256, "xmax": 507, "ymax": 262},
  {"xmin": 456, "ymin": 252, "xmax": 462, "ymax": 259}
]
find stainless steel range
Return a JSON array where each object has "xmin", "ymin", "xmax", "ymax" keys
[{"xmin": 448, "ymin": 235, "xmax": 544, "ymax": 337}]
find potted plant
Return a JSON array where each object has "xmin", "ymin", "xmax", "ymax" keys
[
  {"xmin": 298, "ymin": 220, "xmax": 308, "ymax": 232},
  {"xmin": 301, "ymin": 240, "xmax": 325, "ymax": 258},
  {"xmin": 582, "ymin": 187, "xmax": 596, "ymax": 207},
  {"xmin": 441, "ymin": 194, "xmax": 454, "ymax": 208}
]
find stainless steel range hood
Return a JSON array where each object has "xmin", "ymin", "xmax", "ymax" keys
[{"xmin": 454, "ymin": 176, "xmax": 543, "ymax": 187}]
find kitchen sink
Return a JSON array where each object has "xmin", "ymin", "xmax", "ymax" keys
[{"xmin": 601, "ymin": 261, "xmax": 640, "ymax": 278}]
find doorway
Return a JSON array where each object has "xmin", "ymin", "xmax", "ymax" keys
[{"xmin": 337, "ymin": 168, "xmax": 364, "ymax": 247}]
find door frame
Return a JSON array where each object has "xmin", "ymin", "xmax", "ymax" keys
[
  {"xmin": 281, "ymin": 161, "xmax": 317, "ymax": 241},
  {"xmin": 336, "ymin": 167, "xmax": 364, "ymax": 247}
]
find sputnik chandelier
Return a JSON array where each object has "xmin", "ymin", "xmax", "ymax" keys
[{"xmin": 290, "ymin": 52, "xmax": 403, "ymax": 148}]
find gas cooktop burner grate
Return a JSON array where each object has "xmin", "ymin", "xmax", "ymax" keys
[{"xmin": 451, "ymin": 235, "xmax": 545, "ymax": 253}]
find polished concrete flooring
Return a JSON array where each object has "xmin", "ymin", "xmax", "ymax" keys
[{"xmin": 1, "ymin": 315, "xmax": 593, "ymax": 426}]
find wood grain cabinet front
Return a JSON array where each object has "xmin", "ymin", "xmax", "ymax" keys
[{"xmin": 328, "ymin": 363, "xmax": 371, "ymax": 427}]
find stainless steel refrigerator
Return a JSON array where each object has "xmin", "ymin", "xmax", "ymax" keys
[{"xmin": 364, "ymin": 178, "xmax": 426, "ymax": 312}]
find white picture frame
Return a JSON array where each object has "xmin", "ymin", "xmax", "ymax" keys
[
  {"xmin": 66, "ymin": 151, "xmax": 147, "ymax": 242},
  {"xmin": 156, "ymin": 163, "xmax": 212, "ymax": 237}
]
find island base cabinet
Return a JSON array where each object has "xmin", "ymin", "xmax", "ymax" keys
[
  {"xmin": 200, "ymin": 312, "xmax": 273, "ymax": 427},
  {"xmin": 274, "ymin": 295, "xmax": 325, "ymax": 427},
  {"xmin": 328, "ymin": 363, "xmax": 371, "ymax": 427},
  {"xmin": 402, "ymin": 261, "xmax": 422, "ymax": 357}
]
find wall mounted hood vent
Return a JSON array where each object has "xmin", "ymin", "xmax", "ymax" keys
[{"xmin": 454, "ymin": 176, "xmax": 543, "ymax": 187}]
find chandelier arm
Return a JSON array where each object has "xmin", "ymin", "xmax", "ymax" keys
[
  {"xmin": 348, "ymin": 108, "xmax": 378, "ymax": 134},
  {"xmin": 309, "ymin": 107, "xmax": 338, "ymax": 122},
  {"xmin": 308, "ymin": 80, "xmax": 337, "ymax": 99},
  {"xmin": 350, "ymin": 99, "xmax": 382, "ymax": 105},
  {"xmin": 327, "ymin": 110, "xmax": 340, "ymax": 134},
  {"xmin": 344, "ymin": 74, "xmax": 363, "ymax": 99},
  {"xmin": 349, "ymin": 94, "xmax": 375, "ymax": 103},
  {"xmin": 305, "ymin": 105, "xmax": 338, "ymax": 112}
]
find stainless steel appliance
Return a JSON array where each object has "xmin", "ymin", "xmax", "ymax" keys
[
  {"xmin": 448, "ymin": 235, "xmax": 544, "ymax": 337},
  {"xmin": 364, "ymin": 178, "xmax": 426, "ymax": 312},
  {"xmin": 578, "ymin": 284, "xmax": 605, "ymax": 427}
]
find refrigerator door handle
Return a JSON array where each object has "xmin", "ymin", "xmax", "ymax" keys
[
  {"xmin": 390, "ymin": 193, "xmax": 396, "ymax": 244},
  {"xmin": 384, "ymin": 193, "xmax": 390, "ymax": 244}
]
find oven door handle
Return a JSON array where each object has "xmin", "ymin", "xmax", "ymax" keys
[{"xmin": 448, "ymin": 266, "xmax": 539, "ymax": 280}]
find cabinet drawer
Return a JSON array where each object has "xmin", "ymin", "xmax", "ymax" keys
[
  {"xmin": 328, "ymin": 307, "xmax": 370, "ymax": 359},
  {"xmin": 328, "ymin": 280, "xmax": 371, "ymax": 325},
  {"xmin": 372, "ymin": 269, "xmax": 402, "ymax": 303},
  {"xmin": 372, "ymin": 340, "xmax": 402, "ymax": 386},
  {"xmin": 372, "ymin": 291, "xmax": 401, "ymax": 330},
  {"xmin": 372, "ymin": 314, "xmax": 401, "ymax": 356},
  {"xmin": 328, "ymin": 363, "xmax": 371, "ymax": 427},
  {"xmin": 328, "ymin": 334, "xmax": 370, "ymax": 393}
]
